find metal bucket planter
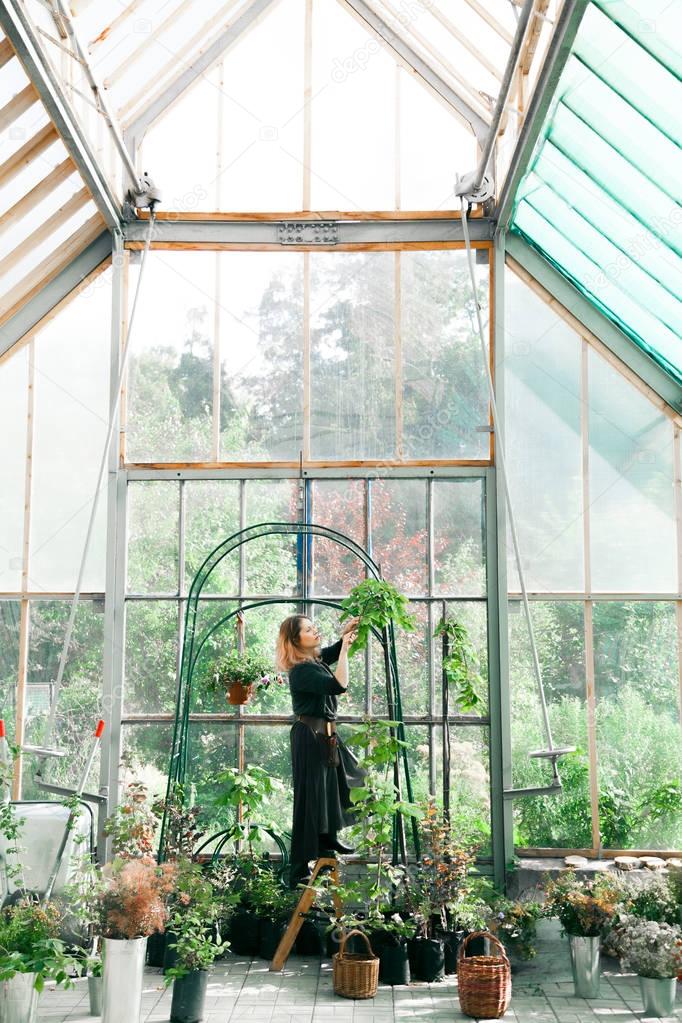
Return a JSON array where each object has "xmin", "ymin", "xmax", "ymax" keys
[
  {"xmin": 170, "ymin": 970, "xmax": 209, "ymax": 1023},
  {"xmin": 639, "ymin": 976, "xmax": 677, "ymax": 1018},
  {"xmin": 568, "ymin": 935, "xmax": 600, "ymax": 998},
  {"xmin": 88, "ymin": 975, "xmax": 102, "ymax": 1016},
  {"xmin": 0, "ymin": 973, "xmax": 39, "ymax": 1023},
  {"xmin": 102, "ymin": 937, "xmax": 147, "ymax": 1023}
]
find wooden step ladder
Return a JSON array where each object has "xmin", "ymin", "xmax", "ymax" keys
[{"xmin": 270, "ymin": 856, "xmax": 343, "ymax": 971}]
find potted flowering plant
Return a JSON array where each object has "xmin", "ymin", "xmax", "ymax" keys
[
  {"xmin": 543, "ymin": 870, "xmax": 621, "ymax": 999},
  {"xmin": 98, "ymin": 858, "xmax": 177, "ymax": 1023},
  {"xmin": 619, "ymin": 917, "xmax": 682, "ymax": 1018},
  {"xmin": 486, "ymin": 894, "xmax": 542, "ymax": 964},
  {"xmin": 210, "ymin": 650, "xmax": 281, "ymax": 706},
  {"xmin": 164, "ymin": 860, "xmax": 227, "ymax": 1023}
]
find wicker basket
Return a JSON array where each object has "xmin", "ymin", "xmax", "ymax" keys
[
  {"xmin": 457, "ymin": 931, "xmax": 511, "ymax": 1020},
  {"xmin": 333, "ymin": 929, "xmax": 379, "ymax": 999}
]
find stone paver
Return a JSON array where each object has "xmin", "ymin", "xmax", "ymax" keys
[{"xmin": 35, "ymin": 932, "xmax": 682, "ymax": 1022}]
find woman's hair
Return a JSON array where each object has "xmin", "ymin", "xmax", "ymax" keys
[{"xmin": 276, "ymin": 615, "xmax": 313, "ymax": 672}]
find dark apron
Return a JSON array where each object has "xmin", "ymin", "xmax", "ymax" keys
[{"xmin": 289, "ymin": 720, "xmax": 365, "ymax": 887}]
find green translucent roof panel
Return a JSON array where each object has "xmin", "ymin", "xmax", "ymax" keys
[{"xmin": 509, "ymin": 0, "xmax": 682, "ymax": 386}]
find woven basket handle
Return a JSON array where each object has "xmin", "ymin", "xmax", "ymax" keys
[
  {"xmin": 338, "ymin": 928, "xmax": 374, "ymax": 958},
  {"xmin": 458, "ymin": 930, "xmax": 510, "ymax": 965}
]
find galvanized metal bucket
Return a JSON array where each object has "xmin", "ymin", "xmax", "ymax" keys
[
  {"xmin": 0, "ymin": 973, "xmax": 39, "ymax": 1023},
  {"xmin": 102, "ymin": 937, "xmax": 147, "ymax": 1023},
  {"xmin": 569, "ymin": 935, "xmax": 600, "ymax": 999},
  {"xmin": 639, "ymin": 976, "xmax": 677, "ymax": 1018},
  {"xmin": 88, "ymin": 974, "xmax": 103, "ymax": 1016}
]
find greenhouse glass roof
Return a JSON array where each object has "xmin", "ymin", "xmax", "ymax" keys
[{"xmin": 509, "ymin": 0, "xmax": 682, "ymax": 386}]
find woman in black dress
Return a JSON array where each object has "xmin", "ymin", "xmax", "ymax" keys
[{"xmin": 276, "ymin": 614, "xmax": 365, "ymax": 888}]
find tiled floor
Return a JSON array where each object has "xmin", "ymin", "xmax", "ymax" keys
[{"xmin": 36, "ymin": 927, "xmax": 682, "ymax": 1023}]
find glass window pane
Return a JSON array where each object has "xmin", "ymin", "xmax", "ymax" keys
[
  {"xmin": 185, "ymin": 481, "xmax": 241, "ymax": 596},
  {"xmin": 127, "ymin": 482, "xmax": 179, "ymax": 594},
  {"xmin": 0, "ymin": 601, "xmax": 21, "ymax": 740},
  {"xmin": 433, "ymin": 479, "xmax": 485, "ymax": 596},
  {"xmin": 0, "ymin": 350, "xmax": 27, "ymax": 591},
  {"xmin": 244, "ymin": 481, "xmax": 298, "ymax": 595},
  {"xmin": 312, "ymin": 479, "xmax": 366, "ymax": 596},
  {"xmin": 372, "ymin": 601, "xmax": 429, "ymax": 717},
  {"xmin": 218, "ymin": 253, "xmax": 304, "ymax": 460},
  {"xmin": 121, "ymin": 722, "xmax": 175, "ymax": 802},
  {"xmin": 434, "ymin": 600, "xmax": 489, "ymax": 718},
  {"xmin": 31, "ymin": 285, "xmax": 110, "ymax": 591},
  {"xmin": 124, "ymin": 601, "xmax": 178, "ymax": 716},
  {"xmin": 509, "ymin": 600, "xmax": 591, "ymax": 849},
  {"xmin": 593, "ymin": 601, "xmax": 681, "ymax": 850},
  {"xmin": 23, "ymin": 600, "xmax": 104, "ymax": 798},
  {"xmin": 505, "ymin": 268, "xmax": 584, "ymax": 592},
  {"xmin": 310, "ymin": 252, "xmax": 396, "ymax": 460},
  {"xmin": 434, "ymin": 725, "xmax": 492, "ymax": 855},
  {"xmin": 370, "ymin": 479, "xmax": 428, "ymax": 594},
  {"xmin": 588, "ymin": 350, "xmax": 676, "ymax": 592},
  {"xmin": 311, "ymin": 0, "xmax": 395, "ymax": 210},
  {"xmin": 402, "ymin": 250, "xmax": 490, "ymax": 460},
  {"xmin": 243, "ymin": 725, "xmax": 293, "ymax": 843},
  {"xmin": 126, "ymin": 252, "xmax": 215, "ymax": 463}
]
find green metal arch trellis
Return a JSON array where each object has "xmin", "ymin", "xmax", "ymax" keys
[{"xmin": 158, "ymin": 521, "xmax": 419, "ymax": 863}]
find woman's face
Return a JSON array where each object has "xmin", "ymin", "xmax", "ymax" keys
[{"xmin": 296, "ymin": 617, "xmax": 321, "ymax": 653}]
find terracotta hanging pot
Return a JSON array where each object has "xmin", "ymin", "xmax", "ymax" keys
[{"xmin": 227, "ymin": 681, "xmax": 253, "ymax": 705}]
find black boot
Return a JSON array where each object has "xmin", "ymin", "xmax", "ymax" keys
[{"xmin": 319, "ymin": 833, "xmax": 355, "ymax": 855}]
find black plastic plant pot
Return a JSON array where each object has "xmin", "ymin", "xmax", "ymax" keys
[
  {"xmin": 170, "ymin": 970, "xmax": 208, "ymax": 1023},
  {"xmin": 411, "ymin": 937, "xmax": 445, "ymax": 982},
  {"xmin": 463, "ymin": 932, "xmax": 487, "ymax": 957},
  {"xmin": 441, "ymin": 930, "xmax": 464, "ymax": 975},
  {"xmin": 163, "ymin": 931, "xmax": 179, "ymax": 974},
  {"xmin": 147, "ymin": 931, "xmax": 166, "ymax": 968},
  {"xmin": 295, "ymin": 919, "xmax": 324, "ymax": 955},
  {"xmin": 229, "ymin": 911, "xmax": 261, "ymax": 956},
  {"xmin": 259, "ymin": 919, "xmax": 287, "ymax": 960},
  {"xmin": 379, "ymin": 942, "xmax": 410, "ymax": 985}
]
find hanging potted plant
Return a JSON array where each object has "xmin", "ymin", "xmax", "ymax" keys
[
  {"xmin": 0, "ymin": 900, "xmax": 82, "ymax": 1023},
  {"xmin": 164, "ymin": 859, "xmax": 227, "ymax": 1023},
  {"xmin": 543, "ymin": 870, "xmax": 620, "ymax": 999},
  {"xmin": 340, "ymin": 579, "xmax": 416, "ymax": 656},
  {"xmin": 98, "ymin": 858, "xmax": 177, "ymax": 1023},
  {"xmin": 210, "ymin": 650, "xmax": 280, "ymax": 706},
  {"xmin": 619, "ymin": 917, "xmax": 682, "ymax": 1018},
  {"xmin": 434, "ymin": 617, "xmax": 487, "ymax": 714}
]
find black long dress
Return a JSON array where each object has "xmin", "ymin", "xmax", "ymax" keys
[{"xmin": 288, "ymin": 640, "xmax": 365, "ymax": 887}]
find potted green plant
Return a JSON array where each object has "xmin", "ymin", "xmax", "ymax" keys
[
  {"xmin": 209, "ymin": 650, "xmax": 279, "ymax": 705},
  {"xmin": 245, "ymin": 867, "xmax": 297, "ymax": 959},
  {"xmin": 335, "ymin": 719, "xmax": 420, "ymax": 983},
  {"xmin": 164, "ymin": 860, "xmax": 227, "ymax": 1023},
  {"xmin": 543, "ymin": 870, "xmax": 620, "ymax": 999},
  {"xmin": 406, "ymin": 798, "xmax": 483, "ymax": 979},
  {"xmin": 619, "ymin": 918, "xmax": 682, "ymax": 1018},
  {"xmin": 0, "ymin": 900, "xmax": 82, "ymax": 1023},
  {"xmin": 486, "ymin": 894, "xmax": 542, "ymax": 965},
  {"xmin": 340, "ymin": 580, "xmax": 415, "ymax": 656},
  {"xmin": 434, "ymin": 617, "xmax": 487, "ymax": 714},
  {"xmin": 103, "ymin": 776, "xmax": 158, "ymax": 860},
  {"xmin": 98, "ymin": 858, "xmax": 177, "ymax": 1023}
]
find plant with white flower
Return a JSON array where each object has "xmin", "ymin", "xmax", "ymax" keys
[{"xmin": 619, "ymin": 918, "xmax": 682, "ymax": 979}]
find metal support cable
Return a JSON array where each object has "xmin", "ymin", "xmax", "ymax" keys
[
  {"xmin": 38, "ymin": 214, "xmax": 156, "ymax": 770},
  {"xmin": 460, "ymin": 198, "xmax": 558, "ymax": 769}
]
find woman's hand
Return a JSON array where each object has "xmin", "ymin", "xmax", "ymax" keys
[
  {"xmin": 341, "ymin": 627, "xmax": 358, "ymax": 651},
  {"xmin": 341, "ymin": 616, "xmax": 360, "ymax": 637}
]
